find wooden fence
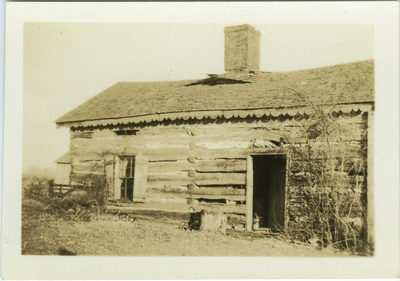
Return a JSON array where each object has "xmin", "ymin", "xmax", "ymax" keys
[{"xmin": 49, "ymin": 182, "xmax": 73, "ymax": 196}]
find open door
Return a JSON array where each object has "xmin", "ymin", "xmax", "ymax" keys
[{"xmin": 246, "ymin": 154, "xmax": 287, "ymax": 230}]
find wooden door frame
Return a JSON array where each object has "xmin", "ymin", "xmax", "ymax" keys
[
  {"xmin": 246, "ymin": 154, "xmax": 254, "ymax": 231},
  {"xmin": 245, "ymin": 153, "xmax": 287, "ymax": 231}
]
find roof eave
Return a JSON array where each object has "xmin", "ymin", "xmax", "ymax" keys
[{"xmin": 56, "ymin": 102, "xmax": 374, "ymax": 129}]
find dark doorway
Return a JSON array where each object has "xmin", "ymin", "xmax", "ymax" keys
[{"xmin": 252, "ymin": 154, "xmax": 286, "ymax": 229}]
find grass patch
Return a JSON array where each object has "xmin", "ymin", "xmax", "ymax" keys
[{"xmin": 22, "ymin": 198, "xmax": 356, "ymax": 256}]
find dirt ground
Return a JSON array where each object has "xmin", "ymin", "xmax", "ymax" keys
[{"xmin": 22, "ymin": 198, "xmax": 354, "ymax": 256}]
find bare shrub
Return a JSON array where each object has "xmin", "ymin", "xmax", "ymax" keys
[
  {"xmin": 53, "ymin": 171, "xmax": 109, "ymax": 220},
  {"xmin": 44, "ymin": 161, "xmax": 111, "ymax": 221},
  {"xmin": 78, "ymin": 173, "xmax": 110, "ymax": 206},
  {"xmin": 22, "ymin": 167, "xmax": 55, "ymax": 200},
  {"xmin": 283, "ymin": 87, "xmax": 369, "ymax": 253}
]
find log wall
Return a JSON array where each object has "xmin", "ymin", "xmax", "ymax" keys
[{"xmin": 69, "ymin": 113, "xmax": 367, "ymax": 230}]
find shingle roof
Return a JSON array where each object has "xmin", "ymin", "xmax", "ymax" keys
[{"xmin": 56, "ymin": 60, "xmax": 374, "ymax": 128}]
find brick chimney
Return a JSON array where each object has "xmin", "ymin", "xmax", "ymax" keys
[{"xmin": 224, "ymin": 24, "xmax": 260, "ymax": 73}]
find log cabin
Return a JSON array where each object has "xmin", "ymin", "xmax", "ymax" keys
[{"xmin": 55, "ymin": 24, "xmax": 374, "ymax": 238}]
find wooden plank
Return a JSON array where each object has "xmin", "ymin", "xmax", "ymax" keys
[
  {"xmin": 145, "ymin": 194, "xmax": 188, "ymax": 204},
  {"xmin": 71, "ymin": 138, "xmax": 93, "ymax": 146},
  {"xmin": 187, "ymin": 188, "xmax": 245, "ymax": 196},
  {"xmin": 107, "ymin": 201, "xmax": 246, "ymax": 215},
  {"xmin": 92, "ymin": 130, "xmax": 115, "ymax": 137},
  {"xmin": 147, "ymin": 172, "xmax": 244, "ymax": 183},
  {"xmin": 193, "ymin": 139, "xmax": 279, "ymax": 150},
  {"xmin": 145, "ymin": 142, "xmax": 190, "ymax": 150},
  {"xmin": 194, "ymin": 140, "xmax": 251, "ymax": 150},
  {"xmin": 136, "ymin": 122, "xmax": 280, "ymax": 139},
  {"xmin": 189, "ymin": 194, "xmax": 246, "ymax": 201},
  {"xmin": 147, "ymin": 174, "xmax": 189, "ymax": 182},
  {"xmin": 92, "ymin": 134, "xmax": 190, "ymax": 147},
  {"xmin": 146, "ymin": 188, "xmax": 187, "ymax": 197},
  {"xmin": 113, "ymin": 127, "xmax": 284, "ymax": 148},
  {"xmin": 146, "ymin": 181, "xmax": 189, "ymax": 189},
  {"xmin": 71, "ymin": 131, "xmax": 93, "ymax": 139},
  {"xmin": 195, "ymin": 160, "xmax": 246, "ymax": 172},
  {"xmin": 73, "ymin": 143, "xmax": 144, "ymax": 155},
  {"xmin": 118, "ymin": 146, "xmax": 145, "ymax": 155},
  {"xmin": 146, "ymin": 186, "xmax": 188, "ymax": 193},
  {"xmin": 195, "ymin": 173, "xmax": 245, "ymax": 183},
  {"xmin": 194, "ymin": 148, "xmax": 283, "ymax": 160},
  {"xmin": 137, "ymin": 127, "xmax": 188, "ymax": 137},
  {"xmin": 194, "ymin": 179, "xmax": 245, "ymax": 187},
  {"xmin": 194, "ymin": 203, "xmax": 246, "ymax": 215},
  {"xmin": 70, "ymin": 150, "xmax": 102, "ymax": 161},
  {"xmin": 204, "ymin": 173, "xmax": 247, "ymax": 182},
  {"xmin": 187, "ymin": 186, "xmax": 246, "ymax": 201},
  {"xmin": 147, "ymin": 161, "xmax": 192, "ymax": 173},
  {"xmin": 106, "ymin": 203, "xmax": 190, "ymax": 213},
  {"xmin": 145, "ymin": 148, "xmax": 191, "ymax": 161},
  {"xmin": 90, "ymin": 137, "xmax": 143, "ymax": 146},
  {"xmin": 72, "ymin": 143, "xmax": 140, "ymax": 154},
  {"xmin": 185, "ymin": 126, "xmax": 282, "ymax": 141},
  {"xmin": 89, "ymin": 145, "xmax": 143, "ymax": 155}
]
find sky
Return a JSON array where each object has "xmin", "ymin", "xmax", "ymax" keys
[{"xmin": 23, "ymin": 23, "xmax": 373, "ymax": 170}]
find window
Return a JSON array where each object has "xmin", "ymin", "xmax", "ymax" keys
[
  {"xmin": 119, "ymin": 156, "xmax": 135, "ymax": 201},
  {"xmin": 105, "ymin": 155, "xmax": 148, "ymax": 201}
]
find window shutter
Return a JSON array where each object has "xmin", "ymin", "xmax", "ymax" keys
[
  {"xmin": 104, "ymin": 156, "xmax": 116, "ymax": 199},
  {"xmin": 114, "ymin": 159, "xmax": 121, "ymax": 199},
  {"xmin": 133, "ymin": 155, "xmax": 148, "ymax": 199}
]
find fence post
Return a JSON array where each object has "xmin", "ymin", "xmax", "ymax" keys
[{"xmin": 48, "ymin": 180, "xmax": 54, "ymax": 196}]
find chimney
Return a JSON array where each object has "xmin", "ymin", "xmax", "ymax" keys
[{"xmin": 224, "ymin": 24, "xmax": 260, "ymax": 73}]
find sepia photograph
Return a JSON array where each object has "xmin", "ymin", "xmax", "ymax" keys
[
  {"xmin": 3, "ymin": 2, "xmax": 399, "ymax": 280},
  {"xmin": 22, "ymin": 22, "xmax": 374, "ymax": 257}
]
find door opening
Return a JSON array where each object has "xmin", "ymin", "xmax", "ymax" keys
[{"xmin": 251, "ymin": 154, "xmax": 286, "ymax": 230}]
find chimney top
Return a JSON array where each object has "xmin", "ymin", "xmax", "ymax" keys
[
  {"xmin": 224, "ymin": 24, "xmax": 259, "ymax": 34},
  {"xmin": 224, "ymin": 24, "xmax": 261, "ymax": 73}
]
